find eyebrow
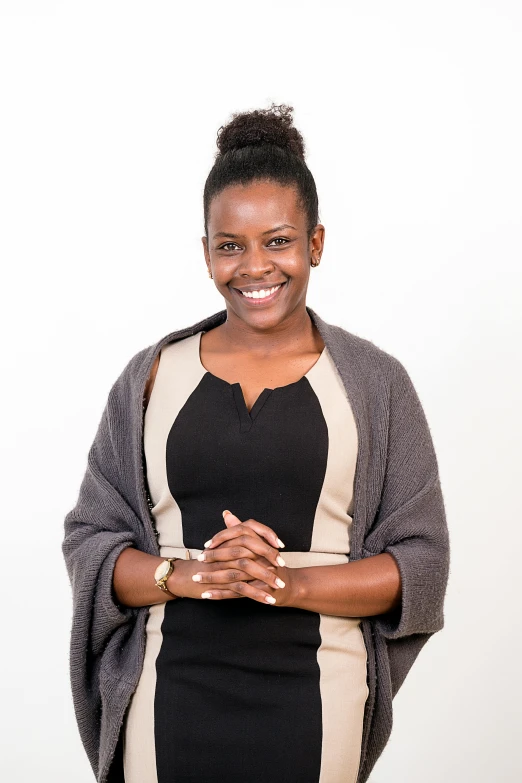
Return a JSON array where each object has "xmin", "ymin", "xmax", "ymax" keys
[{"xmin": 212, "ymin": 224, "xmax": 297, "ymax": 240}]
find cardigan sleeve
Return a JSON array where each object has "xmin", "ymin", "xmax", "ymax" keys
[
  {"xmin": 61, "ymin": 367, "xmax": 145, "ymax": 769},
  {"xmin": 362, "ymin": 356, "xmax": 450, "ymax": 641}
]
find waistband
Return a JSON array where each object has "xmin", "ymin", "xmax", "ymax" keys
[{"xmin": 160, "ymin": 546, "xmax": 350, "ymax": 569}]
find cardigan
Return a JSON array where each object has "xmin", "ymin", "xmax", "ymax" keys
[{"xmin": 61, "ymin": 305, "xmax": 450, "ymax": 783}]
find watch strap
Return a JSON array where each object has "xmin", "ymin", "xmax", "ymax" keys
[{"xmin": 155, "ymin": 557, "xmax": 181, "ymax": 598}]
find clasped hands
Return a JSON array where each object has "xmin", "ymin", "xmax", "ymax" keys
[{"xmin": 174, "ymin": 510, "xmax": 296, "ymax": 606}]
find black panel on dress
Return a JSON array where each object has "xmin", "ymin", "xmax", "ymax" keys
[
  {"xmin": 165, "ymin": 372, "xmax": 329, "ymax": 552},
  {"xmin": 155, "ymin": 371, "xmax": 329, "ymax": 783}
]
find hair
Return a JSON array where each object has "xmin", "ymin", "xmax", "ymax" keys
[{"xmin": 203, "ymin": 103, "xmax": 319, "ymax": 239}]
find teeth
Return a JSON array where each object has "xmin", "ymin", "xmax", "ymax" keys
[{"xmin": 240, "ymin": 284, "xmax": 281, "ymax": 299}]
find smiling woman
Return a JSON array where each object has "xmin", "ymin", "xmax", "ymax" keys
[{"xmin": 62, "ymin": 103, "xmax": 450, "ymax": 783}]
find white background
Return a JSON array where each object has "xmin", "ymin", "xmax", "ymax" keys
[{"xmin": 1, "ymin": 1, "xmax": 521, "ymax": 781}]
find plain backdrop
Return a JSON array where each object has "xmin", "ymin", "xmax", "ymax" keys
[{"xmin": 1, "ymin": 1, "xmax": 521, "ymax": 781}]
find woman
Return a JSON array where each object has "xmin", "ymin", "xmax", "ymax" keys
[{"xmin": 62, "ymin": 104, "xmax": 450, "ymax": 783}]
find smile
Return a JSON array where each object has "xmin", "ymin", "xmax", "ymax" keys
[{"xmin": 233, "ymin": 282, "xmax": 286, "ymax": 305}]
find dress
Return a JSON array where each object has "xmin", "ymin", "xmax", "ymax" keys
[{"xmin": 122, "ymin": 329, "xmax": 370, "ymax": 783}]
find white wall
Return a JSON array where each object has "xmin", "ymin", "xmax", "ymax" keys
[{"xmin": 1, "ymin": 1, "xmax": 520, "ymax": 781}]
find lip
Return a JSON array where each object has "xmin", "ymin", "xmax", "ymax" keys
[{"xmin": 232, "ymin": 281, "xmax": 287, "ymax": 305}]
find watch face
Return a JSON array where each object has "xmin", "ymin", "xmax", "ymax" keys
[{"xmin": 154, "ymin": 560, "xmax": 170, "ymax": 581}]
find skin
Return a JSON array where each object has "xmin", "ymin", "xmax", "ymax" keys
[{"xmin": 114, "ymin": 179, "xmax": 402, "ymax": 621}]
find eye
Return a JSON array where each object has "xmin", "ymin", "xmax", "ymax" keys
[
  {"xmin": 268, "ymin": 237, "xmax": 290, "ymax": 246},
  {"xmin": 218, "ymin": 242, "xmax": 241, "ymax": 251}
]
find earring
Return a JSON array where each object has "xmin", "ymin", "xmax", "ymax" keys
[
  {"xmin": 311, "ymin": 257, "xmax": 320, "ymax": 267},
  {"xmin": 208, "ymin": 269, "xmax": 213, "ymax": 279}
]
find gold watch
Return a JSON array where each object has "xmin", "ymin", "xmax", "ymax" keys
[{"xmin": 154, "ymin": 557, "xmax": 180, "ymax": 598}]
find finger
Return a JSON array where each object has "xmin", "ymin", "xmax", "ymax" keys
[
  {"xmin": 201, "ymin": 510, "xmax": 245, "ymax": 549},
  {"xmin": 200, "ymin": 589, "xmax": 242, "ymax": 600},
  {"xmin": 198, "ymin": 537, "xmax": 285, "ymax": 569},
  {"xmin": 201, "ymin": 581, "xmax": 277, "ymax": 604},
  {"xmin": 192, "ymin": 562, "xmax": 285, "ymax": 591},
  {"xmin": 222, "ymin": 509, "xmax": 242, "ymax": 528},
  {"xmin": 226, "ymin": 579, "xmax": 277, "ymax": 605},
  {"xmin": 203, "ymin": 520, "xmax": 257, "ymax": 550},
  {"xmin": 206, "ymin": 514, "xmax": 285, "ymax": 550},
  {"xmin": 242, "ymin": 517, "xmax": 285, "ymax": 549}
]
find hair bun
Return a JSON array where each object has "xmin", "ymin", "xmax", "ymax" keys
[{"xmin": 216, "ymin": 103, "xmax": 305, "ymax": 160}]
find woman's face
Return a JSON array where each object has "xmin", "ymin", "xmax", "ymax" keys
[{"xmin": 202, "ymin": 179, "xmax": 324, "ymax": 329}]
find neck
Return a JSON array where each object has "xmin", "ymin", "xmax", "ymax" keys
[{"xmin": 215, "ymin": 304, "xmax": 324, "ymax": 357}]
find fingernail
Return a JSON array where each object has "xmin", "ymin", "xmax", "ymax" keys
[
  {"xmin": 276, "ymin": 538, "xmax": 285, "ymax": 548},
  {"xmin": 197, "ymin": 553, "xmax": 206, "ymax": 561},
  {"xmin": 276, "ymin": 555, "xmax": 286, "ymax": 567},
  {"xmin": 201, "ymin": 592, "xmax": 212, "ymax": 599},
  {"xmin": 222, "ymin": 510, "xmax": 231, "ymax": 518},
  {"xmin": 204, "ymin": 539, "xmax": 212, "ymax": 548},
  {"xmin": 192, "ymin": 574, "xmax": 202, "ymax": 582},
  {"xmin": 275, "ymin": 577, "xmax": 286, "ymax": 588},
  {"xmin": 265, "ymin": 595, "xmax": 276, "ymax": 604}
]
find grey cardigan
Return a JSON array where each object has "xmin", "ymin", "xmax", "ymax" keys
[{"xmin": 62, "ymin": 306, "xmax": 450, "ymax": 783}]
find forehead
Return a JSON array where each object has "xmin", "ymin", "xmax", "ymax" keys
[{"xmin": 208, "ymin": 180, "xmax": 305, "ymax": 234}]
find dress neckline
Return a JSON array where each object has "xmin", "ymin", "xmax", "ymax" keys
[
  {"xmin": 197, "ymin": 330, "xmax": 327, "ymax": 393},
  {"xmin": 196, "ymin": 330, "xmax": 327, "ymax": 430}
]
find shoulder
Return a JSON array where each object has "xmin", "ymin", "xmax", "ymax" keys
[
  {"xmin": 318, "ymin": 315, "xmax": 407, "ymax": 383},
  {"xmin": 110, "ymin": 310, "xmax": 227, "ymax": 403}
]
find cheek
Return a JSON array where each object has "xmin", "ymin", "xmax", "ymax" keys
[{"xmin": 285, "ymin": 254, "xmax": 311, "ymax": 279}]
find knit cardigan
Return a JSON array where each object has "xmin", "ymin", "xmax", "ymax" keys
[{"xmin": 62, "ymin": 306, "xmax": 450, "ymax": 783}]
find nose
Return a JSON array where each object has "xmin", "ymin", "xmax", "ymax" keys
[{"xmin": 237, "ymin": 246, "xmax": 276, "ymax": 278}]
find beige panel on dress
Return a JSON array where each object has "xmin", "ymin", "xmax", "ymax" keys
[
  {"xmin": 123, "ymin": 333, "xmax": 205, "ymax": 783},
  {"xmin": 306, "ymin": 349, "xmax": 368, "ymax": 783}
]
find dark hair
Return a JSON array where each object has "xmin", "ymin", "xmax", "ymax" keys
[{"xmin": 203, "ymin": 103, "xmax": 319, "ymax": 239}]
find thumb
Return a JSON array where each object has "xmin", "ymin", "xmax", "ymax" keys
[{"xmin": 222, "ymin": 509, "xmax": 242, "ymax": 528}]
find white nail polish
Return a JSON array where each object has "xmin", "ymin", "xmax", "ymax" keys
[
  {"xmin": 197, "ymin": 553, "xmax": 205, "ymax": 561},
  {"xmin": 265, "ymin": 595, "xmax": 276, "ymax": 604},
  {"xmin": 201, "ymin": 592, "xmax": 212, "ymax": 599},
  {"xmin": 276, "ymin": 538, "xmax": 285, "ymax": 548},
  {"xmin": 192, "ymin": 574, "xmax": 202, "ymax": 582},
  {"xmin": 276, "ymin": 555, "xmax": 286, "ymax": 566},
  {"xmin": 275, "ymin": 577, "xmax": 285, "ymax": 588},
  {"xmin": 204, "ymin": 539, "xmax": 212, "ymax": 548}
]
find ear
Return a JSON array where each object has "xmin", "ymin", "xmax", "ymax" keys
[
  {"xmin": 202, "ymin": 235, "xmax": 210, "ymax": 269},
  {"xmin": 309, "ymin": 224, "xmax": 325, "ymax": 258}
]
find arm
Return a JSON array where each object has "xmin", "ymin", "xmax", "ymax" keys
[
  {"xmin": 284, "ymin": 358, "xmax": 449, "ymax": 636},
  {"xmin": 280, "ymin": 553, "xmax": 402, "ymax": 618},
  {"xmin": 113, "ymin": 547, "xmax": 217, "ymax": 606}
]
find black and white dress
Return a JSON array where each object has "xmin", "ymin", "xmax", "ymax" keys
[{"xmin": 123, "ymin": 329, "xmax": 369, "ymax": 783}]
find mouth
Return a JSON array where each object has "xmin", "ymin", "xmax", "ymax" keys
[{"xmin": 231, "ymin": 281, "xmax": 287, "ymax": 305}]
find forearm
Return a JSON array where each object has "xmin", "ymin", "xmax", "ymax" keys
[
  {"xmin": 113, "ymin": 546, "xmax": 179, "ymax": 608},
  {"xmin": 285, "ymin": 553, "xmax": 402, "ymax": 618}
]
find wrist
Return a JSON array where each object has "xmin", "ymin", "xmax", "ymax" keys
[
  {"xmin": 281, "ymin": 567, "xmax": 306, "ymax": 608},
  {"xmin": 166, "ymin": 559, "xmax": 187, "ymax": 599}
]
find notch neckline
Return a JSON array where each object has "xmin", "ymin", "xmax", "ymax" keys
[
  {"xmin": 197, "ymin": 330, "xmax": 327, "ymax": 429},
  {"xmin": 197, "ymin": 330, "xmax": 327, "ymax": 395}
]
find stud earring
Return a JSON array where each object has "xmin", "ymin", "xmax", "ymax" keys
[{"xmin": 208, "ymin": 269, "xmax": 213, "ymax": 279}]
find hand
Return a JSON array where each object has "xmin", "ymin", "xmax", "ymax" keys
[{"xmin": 190, "ymin": 511, "xmax": 295, "ymax": 606}]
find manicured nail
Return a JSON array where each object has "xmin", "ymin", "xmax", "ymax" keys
[
  {"xmin": 197, "ymin": 553, "xmax": 205, "ymax": 561},
  {"xmin": 192, "ymin": 574, "xmax": 202, "ymax": 582},
  {"xmin": 275, "ymin": 577, "xmax": 286, "ymax": 588},
  {"xmin": 222, "ymin": 510, "xmax": 231, "ymax": 518},
  {"xmin": 276, "ymin": 538, "xmax": 285, "ymax": 548},
  {"xmin": 204, "ymin": 539, "xmax": 213, "ymax": 548},
  {"xmin": 276, "ymin": 555, "xmax": 286, "ymax": 566},
  {"xmin": 201, "ymin": 592, "xmax": 212, "ymax": 599},
  {"xmin": 265, "ymin": 595, "xmax": 276, "ymax": 604}
]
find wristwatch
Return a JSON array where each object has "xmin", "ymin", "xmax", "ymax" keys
[{"xmin": 154, "ymin": 557, "xmax": 181, "ymax": 598}]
